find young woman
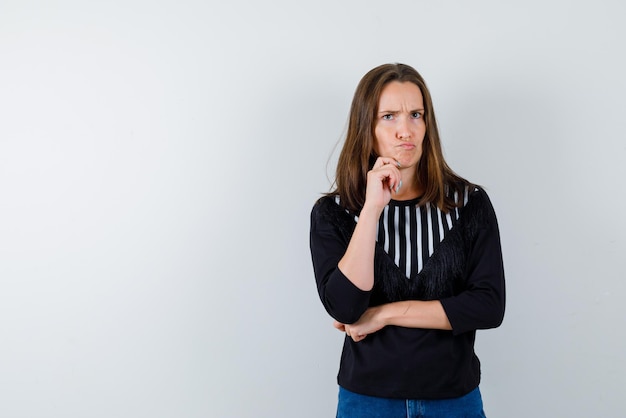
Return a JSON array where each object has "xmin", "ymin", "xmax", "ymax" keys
[{"xmin": 309, "ymin": 63, "xmax": 505, "ymax": 417}]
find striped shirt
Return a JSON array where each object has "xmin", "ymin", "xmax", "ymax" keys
[{"xmin": 338, "ymin": 187, "xmax": 472, "ymax": 279}]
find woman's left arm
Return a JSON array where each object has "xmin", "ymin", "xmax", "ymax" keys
[
  {"xmin": 439, "ymin": 205, "xmax": 506, "ymax": 336},
  {"xmin": 341, "ymin": 189, "xmax": 505, "ymax": 341},
  {"xmin": 340, "ymin": 300, "xmax": 451, "ymax": 342}
]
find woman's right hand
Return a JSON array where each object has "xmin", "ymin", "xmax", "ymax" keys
[{"xmin": 364, "ymin": 157, "xmax": 402, "ymax": 212}]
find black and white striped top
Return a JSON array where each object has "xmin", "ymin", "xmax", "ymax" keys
[{"xmin": 338, "ymin": 187, "xmax": 473, "ymax": 279}]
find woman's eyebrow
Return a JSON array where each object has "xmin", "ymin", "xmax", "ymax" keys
[{"xmin": 378, "ymin": 108, "xmax": 424, "ymax": 114}]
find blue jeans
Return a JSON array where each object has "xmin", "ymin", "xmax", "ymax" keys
[{"xmin": 337, "ymin": 386, "xmax": 487, "ymax": 418}]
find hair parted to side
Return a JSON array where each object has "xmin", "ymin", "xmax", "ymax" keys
[{"xmin": 331, "ymin": 63, "xmax": 472, "ymax": 213}]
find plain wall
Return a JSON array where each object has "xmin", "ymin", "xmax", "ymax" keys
[{"xmin": 1, "ymin": 1, "xmax": 625, "ymax": 417}]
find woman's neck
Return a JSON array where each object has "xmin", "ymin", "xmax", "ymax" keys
[{"xmin": 393, "ymin": 173, "xmax": 422, "ymax": 201}]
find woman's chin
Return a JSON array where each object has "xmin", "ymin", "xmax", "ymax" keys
[{"xmin": 398, "ymin": 156, "xmax": 421, "ymax": 169}]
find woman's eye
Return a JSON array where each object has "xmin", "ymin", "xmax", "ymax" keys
[
  {"xmin": 382, "ymin": 114, "xmax": 394, "ymax": 120},
  {"xmin": 411, "ymin": 112, "xmax": 422, "ymax": 119}
]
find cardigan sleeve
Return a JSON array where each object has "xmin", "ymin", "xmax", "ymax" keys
[
  {"xmin": 309, "ymin": 199, "xmax": 372, "ymax": 324},
  {"xmin": 439, "ymin": 189, "xmax": 506, "ymax": 335}
]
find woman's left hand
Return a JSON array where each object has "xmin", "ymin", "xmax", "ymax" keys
[{"xmin": 334, "ymin": 306, "xmax": 386, "ymax": 343}]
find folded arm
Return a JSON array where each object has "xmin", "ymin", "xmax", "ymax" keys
[{"xmin": 338, "ymin": 300, "xmax": 452, "ymax": 342}]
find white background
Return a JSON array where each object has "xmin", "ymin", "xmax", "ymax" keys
[{"xmin": 1, "ymin": 1, "xmax": 625, "ymax": 417}]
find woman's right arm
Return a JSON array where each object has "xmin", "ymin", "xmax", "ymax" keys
[
  {"xmin": 310, "ymin": 157, "xmax": 401, "ymax": 324},
  {"xmin": 335, "ymin": 204, "xmax": 381, "ymax": 291},
  {"xmin": 337, "ymin": 156, "xmax": 402, "ymax": 291},
  {"xmin": 310, "ymin": 200, "xmax": 373, "ymax": 324}
]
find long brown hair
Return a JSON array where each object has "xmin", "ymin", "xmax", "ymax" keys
[{"xmin": 331, "ymin": 63, "xmax": 471, "ymax": 212}]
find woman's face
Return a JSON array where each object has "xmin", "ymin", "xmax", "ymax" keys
[{"xmin": 373, "ymin": 81, "xmax": 426, "ymax": 169}]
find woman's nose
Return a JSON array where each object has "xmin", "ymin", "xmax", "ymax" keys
[{"xmin": 396, "ymin": 116, "xmax": 410, "ymax": 139}]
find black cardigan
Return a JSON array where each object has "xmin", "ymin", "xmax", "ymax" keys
[{"xmin": 309, "ymin": 187, "xmax": 505, "ymax": 399}]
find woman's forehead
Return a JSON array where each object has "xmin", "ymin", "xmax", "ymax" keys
[{"xmin": 378, "ymin": 81, "xmax": 424, "ymax": 109}]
